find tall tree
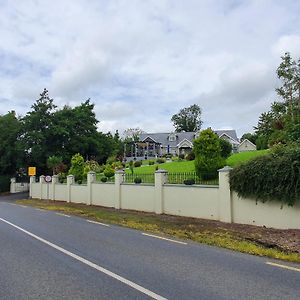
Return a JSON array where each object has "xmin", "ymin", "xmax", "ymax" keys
[
  {"xmin": 20, "ymin": 88, "xmax": 57, "ymax": 173},
  {"xmin": 171, "ymin": 104, "xmax": 202, "ymax": 132},
  {"xmin": 0, "ymin": 111, "xmax": 23, "ymax": 175}
]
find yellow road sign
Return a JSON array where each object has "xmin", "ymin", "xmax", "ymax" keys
[{"xmin": 28, "ymin": 167, "xmax": 36, "ymax": 176}]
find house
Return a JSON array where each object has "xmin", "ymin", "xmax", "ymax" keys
[
  {"xmin": 124, "ymin": 129, "xmax": 242, "ymax": 160},
  {"xmin": 238, "ymin": 139, "xmax": 257, "ymax": 152}
]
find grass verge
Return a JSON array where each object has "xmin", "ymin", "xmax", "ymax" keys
[{"xmin": 16, "ymin": 198, "xmax": 300, "ymax": 263}]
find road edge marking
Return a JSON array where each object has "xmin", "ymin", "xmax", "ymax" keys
[
  {"xmin": 142, "ymin": 233, "xmax": 187, "ymax": 245},
  {"xmin": 266, "ymin": 262, "xmax": 300, "ymax": 272},
  {"xmin": 87, "ymin": 220, "xmax": 110, "ymax": 227},
  {"xmin": 0, "ymin": 217, "xmax": 167, "ymax": 300},
  {"xmin": 55, "ymin": 213, "xmax": 71, "ymax": 218}
]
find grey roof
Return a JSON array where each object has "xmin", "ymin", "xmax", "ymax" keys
[
  {"xmin": 214, "ymin": 130, "xmax": 239, "ymax": 142},
  {"xmin": 139, "ymin": 129, "xmax": 239, "ymax": 147},
  {"xmin": 139, "ymin": 132, "xmax": 195, "ymax": 147}
]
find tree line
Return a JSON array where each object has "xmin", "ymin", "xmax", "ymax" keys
[{"xmin": 0, "ymin": 89, "xmax": 123, "ymax": 177}]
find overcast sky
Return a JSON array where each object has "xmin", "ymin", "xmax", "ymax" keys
[{"xmin": 1, "ymin": 0, "xmax": 300, "ymax": 137}]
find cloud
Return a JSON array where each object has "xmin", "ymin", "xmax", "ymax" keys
[{"xmin": 1, "ymin": 0, "xmax": 300, "ymax": 137}]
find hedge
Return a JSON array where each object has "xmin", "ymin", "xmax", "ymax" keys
[
  {"xmin": 229, "ymin": 145, "xmax": 300, "ymax": 206},
  {"xmin": 0, "ymin": 175, "xmax": 11, "ymax": 193}
]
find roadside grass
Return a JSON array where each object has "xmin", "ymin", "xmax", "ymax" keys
[
  {"xmin": 16, "ymin": 198, "xmax": 300, "ymax": 263},
  {"xmin": 226, "ymin": 149, "xmax": 269, "ymax": 167}
]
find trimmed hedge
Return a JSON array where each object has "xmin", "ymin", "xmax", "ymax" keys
[
  {"xmin": 229, "ymin": 145, "xmax": 300, "ymax": 206},
  {"xmin": 0, "ymin": 175, "xmax": 10, "ymax": 193}
]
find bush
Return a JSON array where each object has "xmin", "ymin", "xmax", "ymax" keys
[
  {"xmin": 183, "ymin": 179, "xmax": 195, "ymax": 185},
  {"xmin": 0, "ymin": 175, "xmax": 10, "ymax": 192},
  {"xmin": 106, "ymin": 156, "xmax": 117, "ymax": 165},
  {"xmin": 156, "ymin": 158, "xmax": 166, "ymax": 164},
  {"xmin": 100, "ymin": 177, "xmax": 108, "ymax": 183},
  {"xmin": 134, "ymin": 161, "xmax": 142, "ymax": 167},
  {"xmin": 103, "ymin": 166, "xmax": 115, "ymax": 178},
  {"xmin": 134, "ymin": 177, "xmax": 142, "ymax": 184},
  {"xmin": 148, "ymin": 160, "xmax": 155, "ymax": 165},
  {"xmin": 58, "ymin": 172, "xmax": 66, "ymax": 184},
  {"xmin": 68, "ymin": 153, "xmax": 85, "ymax": 183},
  {"xmin": 179, "ymin": 153, "xmax": 185, "ymax": 160},
  {"xmin": 185, "ymin": 151, "xmax": 195, "ymax": 161},
  {"xmin": 194, "ymin": 129, "xmax": 225, "ymax": 180},
  {"xmin": 219, "ymin": 138, "xmax": 232, "ymax": 159},
  {"xmin": 229, "ymin": 145, "xmax": 300, "ymax": 206}
]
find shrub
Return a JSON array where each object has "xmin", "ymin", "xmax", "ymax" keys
[
  {"xmin": 129, "ymin": 161, "xmax": 134, "ymax": 174},
  {"xmin": 134, "ymin": 177, "xmax": 142, "ymax": 184},
  {"xmin": 183, "ymin": 178, "xmax": 195, "ymax": 185},
  {"xmin": 106, "ymin": 156, "xmax": 116, "ymax": 165},
  {"xmin": 100, "ymin": 177, "xmax": 108, "ymax": 183},
  {"xmin": 148, "ymin": 160, "xmax": 155, "ymax": 165},
  {"xmin": 219, "ymin": 138, "xmax": 232, "ymax": 159},
  {"xmin": 0, "ymin": 175, "xmax": 10, "ymax": 192},
  {"xmin": 171, "ymin": 156, "xmax": 179, "ymax": 162},
  {"xmin": 156, "ymin": 158, "xmax": 166, "ymax": 164},
  {"xmin": 185, "ymin": 151, "xmax": 195, "ymax": 161},
  {"xmin": 194, "ymin": 128, "xmax": 225, "ymax": 180},
  {"xmin": 179, "ymin": 153, "xmax": 185, "ymax": 160},
  {"xmin": 68, "ymin": 153, "xmax": 85, "ymax": 183},
  {"xmin": 134, "ymin": 160, "xmax": 142, "ymax": 167},
  {"xmin": 103, "ymin": 166, "xmax": 115, "ymax": 178},
  {"xmin": 58, "ymin": 172, "xmax": 66, "ymax": 184},
  {"xmin": 229, "ymin": 145, "xmax": 300, "ymax": 206}
]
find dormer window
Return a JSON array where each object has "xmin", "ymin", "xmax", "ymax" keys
[{"xmin": 169, "ymin": 133, "xmax": 176, "ymax": 142}]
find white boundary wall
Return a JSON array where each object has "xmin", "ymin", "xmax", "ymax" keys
[{"xmin": 28, "ymin": 168, "xmax": 300, "ymax": 229}]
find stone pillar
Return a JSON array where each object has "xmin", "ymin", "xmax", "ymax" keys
[
  {"xmin": 10, "ymin": 178, "xmax": 16, "ymax": 193},
  {"xmin": 114, "ymin": 170, "xmax": 125, "ymax": 209},
  {"xmin": 51, "ymin": 175, "xmax": 58, "ymax": 201},
  {"xmin": 67, "ymin": 175, "xmax": 74, "ymax": 203},
  {"xmin": 29, "ymin": 176, "xmax": 35, "ymax": 198},
  {"xmin": 87, "ymin": 171, "xmax": 96, "ymax": 205},
  {"xmin": 218, "ymin": 166, "xmax": 233, "ymax": 223},
  {"xmin": 154, "ymin": 169, "xmax": 168, "ymax": 214},
  {"xmin": 39, "ymin": 175, "xmax": 45, "ymax": 200}
]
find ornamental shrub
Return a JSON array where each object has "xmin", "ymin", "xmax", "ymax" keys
[
  {"xmin": 0, "ymin": 175, "xmax": 10, "ymax": 192},
  {"xmin": 101, "ymin": 177, "xmax": 108, "ymax": 183},
  {"xmin": 183, "ymin": 178, "xmax": 195, "ymax": 185},
  {"xmin": 134, "ymin": 177, "xmax": 142, "ymax": 184},
  {"xmin": 103, "ymin": 165, "xmax": 115, "ymax": 178},
  {"xmin": 185, "ymin": 151, "xmax": 195, "ymax": 161},
  {"xmin": 229, "ymin": 144, "xmax": 300, "ymax": 206},
  {"xmin": 68, "ymin": 153, "xmax": 85, "ymax": 183},
  {"xmin": 134, "ymin": 160, "xmax": 142, "ymax": 167},
  {"xmin": 194, "ymin": 128, "xmax": 225, "ymax": 180},
  {"xmin": 148, "ymin": 160, "xmax": 155, "ymax": 165},
  {"xmin": 156, "ymin": 158, "xmax": 166, "ymax": 164}
]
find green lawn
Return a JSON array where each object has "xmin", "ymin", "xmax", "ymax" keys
[
  {"xmin": 226, "ymin": 149, "xmax": 269, "ymax": 167},
  {"xmin": 126, "ymin": 150, "xmax": 269, "ymax": 174}
]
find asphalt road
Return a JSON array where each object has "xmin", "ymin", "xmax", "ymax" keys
[{"xmin": 0, "ymin": 193, "xmax": 299, "ymax": 300}]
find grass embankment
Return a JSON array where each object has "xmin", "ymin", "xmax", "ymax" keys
[
  {"xmin": 127, "ymin": 150, "xmax": 269, "ymax": 174},
  {"xmin": 226, "ymin": 149, "xmax": 269, "ymax": 167},
  {"xmin": 16, "ymin": 199, "xmax": 300, "ymax": 263}
]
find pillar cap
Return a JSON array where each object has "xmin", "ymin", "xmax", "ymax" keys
[
  {"xmin": 115, "ymin": 169, "xmax": 125, "ymax": 174},
  {"xmin": 67, "ymin": 174, "xmax": 74, "ymax": 177},
  {"xmin": 87, "ymin": 171, "xmax": 96, "ymax": 174},
  {"xmin": 155, "ymin": 169, "xmax": 168, "ymax": 174},
  {"xmin": 218, "ymin": 166, "xmax": 233, "ymax": 172}
]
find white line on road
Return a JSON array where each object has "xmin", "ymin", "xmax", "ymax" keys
[
  {"xmin": 35, "ymin": 208, "xmax": 45, "ymax": 212},
  {"xmin": 142, "ymin": 233, "xmax": 187, "ymax": 245},
  {"xmin": 266, "ymin": 262, "xmax": 300, "ymax": 272},
  {"xmin": 0, "ymin": 217, "xmax": 167, "ymax": 300},
  {"xmin": 19, "ymin": 205, "xmax": 27, "ymax": 208},
  {"xmin": 55, "ymin": 213, "xmax": 71, "ymax": 218},
  {"xmin": 87, "ymin": 220, "xmax": 110, "ymax": 227}
]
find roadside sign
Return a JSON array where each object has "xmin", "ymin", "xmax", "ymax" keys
[
  {"xmin": 28, "ymin": 167, "xmax": 36, "ymax": 176},
  {"xmin": 45, "ymin": 175, "xmax": 52, "ymax": 183}
]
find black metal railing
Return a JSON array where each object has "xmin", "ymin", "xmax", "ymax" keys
[
  {"xmin": 167, "ymin": 172, "xmax": 219, "ymax": 185},
  {"xmin": 124, "ymin": 173, "xmax": 155, "ymax": 184}
]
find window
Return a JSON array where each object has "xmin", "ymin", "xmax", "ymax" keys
[{"xmin": 169, "ymin": 134, "xmax": 176, "ymax": 142}]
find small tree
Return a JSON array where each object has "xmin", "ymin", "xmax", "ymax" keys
[
  {"xmin": 68, "ymin": 153, "xmax": 85, "ymax": 183},
  {"xmin": 193, "ymin": 128, "xmax": 225, "ymax": 180},
  {"xmin": 47, "ymin": 156, "xmax": 63, "ymax": 175},
  {"xmin": 219, "ymin": 138, "xmax": 232, "ymax": 159}
]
